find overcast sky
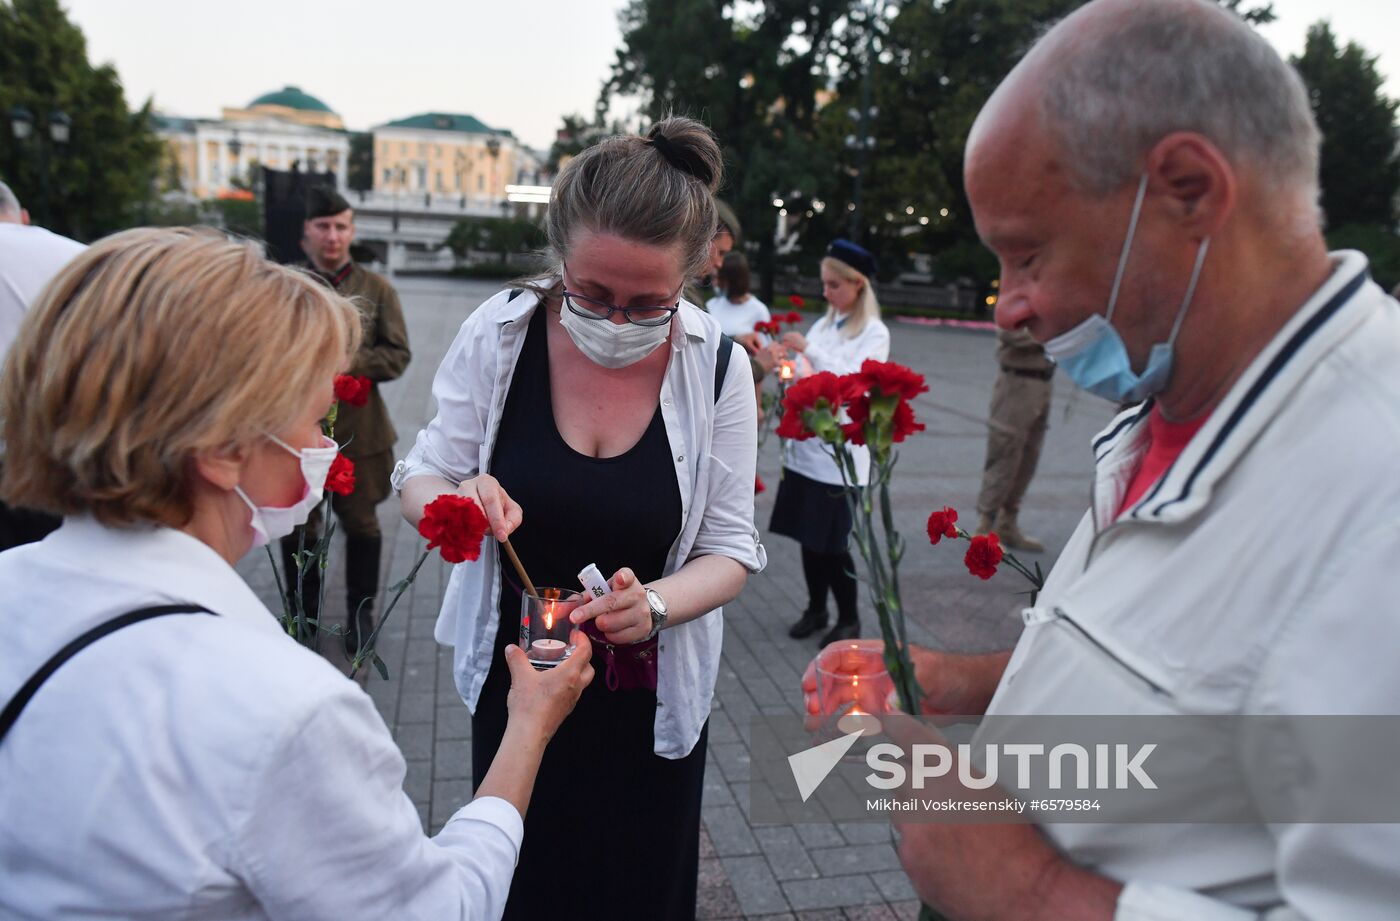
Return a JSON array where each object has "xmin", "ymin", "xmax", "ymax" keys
[{"xmin": 62, "ymin": 0, "xmax": 1399, "ymax": 152}]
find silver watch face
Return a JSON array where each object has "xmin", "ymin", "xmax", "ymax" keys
[{"xmin": 646, "ymin": 588, "xmax": 667, "ymax": 617}]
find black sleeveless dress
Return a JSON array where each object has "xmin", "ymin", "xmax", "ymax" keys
[{"xmin": 471, "ymin": 304, "xmax": 706, "ymax": 920}]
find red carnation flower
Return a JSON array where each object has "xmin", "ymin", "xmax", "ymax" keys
[
  {"xmin": 755, "ymin": 475, "xmax": 766, "ymax": 495},
  {"xmin": 334, "ymin": 374, "xmax": 372, "ymax": 408},
  {"xmin": 927, "ymin": 507, "xmax": 958, "ymax": 545},
  {"xmin": 853, "ymin": 359, "xmax": 928, "ymax": 401},
  {"xmin": 842, "ymin": 393, "xmax": 925, "ymax": 445},
  {"xmin": 785, "ymin": 311, "xmax": 803, "ymax": 324},
  {"xmin": 790, "ymin": 295, "xmax": 806, "ymax": 309},
  {"xmin": 964, "ymin": 533, "xmax": 1004, "ymax": 580},
  {"xmin": 418, "ymin": 494, "xmax": 490, "ymax": 564},
  {"xmin": 325, "ymin": 453, "xmax": 356, "ymax": 496},
  {"xmin": 776, "ymin": 371, "xmax": 852, "ymax": 441}
]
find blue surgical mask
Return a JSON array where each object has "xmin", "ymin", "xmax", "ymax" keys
[{"xmin": 1044, "ymin": 174, "xmax": 1210, "ymax": 404}]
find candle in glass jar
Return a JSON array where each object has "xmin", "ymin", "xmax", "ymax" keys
[
  {"xmin": 529, "ymin": 639, "xmax": 567, "ymax": 661},
  {"xmin": 835, "ymin": 672, "xmax": 882, "ymax": 735},
  {"xmin": 779, "ymin": 360, "xmax": 795, "ymax": 381}
]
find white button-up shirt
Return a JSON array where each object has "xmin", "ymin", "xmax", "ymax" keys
[
  {"xmin": 394, "ymin": 289, "xmax": 766, "ymax": 759},
  {"xmin": 0, "ymin": 222, "xmax": 85, "ymax": 360},
  {"xmin": 983, "ymin": 252, "xmax": 1400, "ymax": 920},
  {"xmin": 0, "ymin": 517, "xmax": 523, "ymax": 920},
  {"xmin": 782, "ymin": 312, "xmax": 891, "ymax": 486}
]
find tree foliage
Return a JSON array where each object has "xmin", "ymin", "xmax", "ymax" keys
[
  {"xmin": 446, "ymin": 216, "xmax": 546, "ymax": 261},
  {"xmin": 1292, "ymin": 22, "xmax": 1400, "ymax": 229},
  {"xmin": 0, "ymin": 0, "xmax": 162, "ymax": 240},
  {"xmin": 598, "ymin": 0, "xmax": 1280, "ymax": 289}
]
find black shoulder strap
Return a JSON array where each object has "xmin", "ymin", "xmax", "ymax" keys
[
  {"xmin": 714, "ymin": 334, "xmax": 736, "ymax": 405},
  {"xmin": 0, "ymin": 603, "xmax": 216, "ymax": 744}
]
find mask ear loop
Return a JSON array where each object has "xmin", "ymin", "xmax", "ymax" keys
[
  {"xmin": 1105, "ymin": 173, "xmax": 1151, "ymax": 324},
  {"xmin": 1165, "ymin": 237, "xmax": 1211, "ymax": 348}
]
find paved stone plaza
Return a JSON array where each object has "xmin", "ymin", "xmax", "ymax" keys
[{"xmin": 236, "ymin": 276, "xmax": 1117, "ymax": 920}]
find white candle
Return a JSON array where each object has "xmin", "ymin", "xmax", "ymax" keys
[
  {"xmin": 837, "ymin": 709, "xmax": 882, "ymax": 736},
  {"xmin": 529, "ymin": 639, "xmax": 567, "ymax": 661}
]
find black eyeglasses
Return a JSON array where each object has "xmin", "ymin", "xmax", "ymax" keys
[{"xmin": 560, "ymin": 264, "xmax": 681, "ymax": 328}]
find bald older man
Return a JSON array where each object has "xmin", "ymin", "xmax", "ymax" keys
[{"xmin": 805, "ymin": 1, "xmax": 1400, "ymax": 918}]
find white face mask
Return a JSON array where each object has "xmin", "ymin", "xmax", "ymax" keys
[
  {"xmin": 558, "ymin": 301, "xmax": 673, "ymax": 369},
  {"xmin": 235, "ymin": 434, "xmax": 338, "ymax": 548}
]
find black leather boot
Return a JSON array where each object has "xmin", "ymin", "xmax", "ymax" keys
[
  {"xmin": 344, "ymin": 535, "xmax": 382, "ymax": 658},
  {"xmin": 788, "ymin": 607, "xmax": 829, "ymax": 639},
  {"xmin": 279, "ymin": 531, "xmax": 320, "ymax": 637},
  {"xmin": 819, "ymin": 620, "xmax": 860, "ymax": 646}
]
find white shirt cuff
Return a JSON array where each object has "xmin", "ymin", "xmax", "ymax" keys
[
  {"xmin": 1116, "ymin": 881, "xmax": 1258, "ymax": 921},
  {"xmin": 445, "ymin": 795, "xmax": 525, "ymax": 853}
]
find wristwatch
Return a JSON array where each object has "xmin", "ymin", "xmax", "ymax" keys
[{"xmin": 643, "ymin": 587, "xmax": 669, "ymax": 641}]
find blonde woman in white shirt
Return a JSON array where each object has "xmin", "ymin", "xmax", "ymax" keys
[
  {"xmin": 0, "ymin": 228, "xmax": 593, "ymax": 921},
  {"xmin": 773, "ymin": 239, "xmax": 890, "ymax": 646}
]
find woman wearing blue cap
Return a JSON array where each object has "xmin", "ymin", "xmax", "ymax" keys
[{"xmin": 772, "ymin": 239, "xmax": 890, "ymax": 645}]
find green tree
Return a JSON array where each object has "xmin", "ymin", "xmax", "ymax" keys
[
  {"xmin": 446, "ymin": 216, "xmax": 545, "ymax": 261},
  {"xmin": 1292, "ymin": 22, "xmax": 1400, "ymax": 229},
  {"xmin": 603, "ymin": 0, "xmax": 857, "ymax": 300},
  {"xmin": 0, "ymin": 0, "xmax": 162, "ymax": 240}
]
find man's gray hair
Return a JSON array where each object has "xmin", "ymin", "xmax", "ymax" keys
[
  {"xmin": 1038, "ymin": 0, "xmax": 1320, "ymax": 205},
  {"xmin": 0, "ymin": 181, "xmax": 21, "ymax": 218}
]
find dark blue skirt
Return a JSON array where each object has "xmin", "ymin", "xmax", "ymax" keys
[{"xmin": 768, "ymin": 467, "xmax": 855, "ymax": 554}]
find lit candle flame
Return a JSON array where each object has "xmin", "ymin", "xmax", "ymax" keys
[
  {"xmin": 779, "ymin": 361, "xmax": 795, "ymax": 381},
  {"xmin": 544, "ymin": 603, "xmax": 554, "ymax": 632}
]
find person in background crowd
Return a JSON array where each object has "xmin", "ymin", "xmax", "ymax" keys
[
  {"xmin": 0, "ymin": 227, "xmax": 593, "ymax": 920},
  {"xmin": 773, "ymin": 239, "xmax": 890, "ymax": 645},
  {"xmin": 395, "ymin": 117, "xmax": 764, "ymax": 920},
  {"xmin": 706, "ymin": 251, "xmax": 771, "ymax": 351},
  {"xmin": 810, "ymin": 1, "xmax": 1400, "ymax": 917},
  {"xmin": 284, "ymin": 186, "xmax": 411, "ymax": 656},
  {"xmin": 0, "ymin": 179, "xmax": 85, "ymax": 551},
  {"xmin": 973, "ymin": 327, "xmax": 1054, "ymax": 551}
]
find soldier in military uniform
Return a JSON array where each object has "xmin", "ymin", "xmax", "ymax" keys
[
  {"xmin": 974, "ymin": 327, "xmax": 1053, "ymax": 551},
  {"xmin": 283, "ymin": 187, "xmax": 411, "ymax": 654}
]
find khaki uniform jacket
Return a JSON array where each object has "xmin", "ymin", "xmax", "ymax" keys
[{"xmin": 306, "ymin": 262, "xmax": 412, "ymax": 459}]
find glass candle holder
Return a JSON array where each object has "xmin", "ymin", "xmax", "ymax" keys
[
  {"xmin": 816, "ymin": 639, "xmax": 893, "ymax": 738},
  {"xmin": 520, "ymin": 588, "xmax": 581, "ymax": 668}
]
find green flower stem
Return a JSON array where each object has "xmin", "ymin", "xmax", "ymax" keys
[{"xmin": 350, "ymin": 547, "xmax": 432, "ymax": 680}]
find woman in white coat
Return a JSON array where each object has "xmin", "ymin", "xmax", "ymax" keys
[
  {"xmin": 0, "ymin": 228, "xmax": 592, "ymax": 921},
  {"xmin": 773, "ymin": 239, "xmax": 890, "ymax": 646}
]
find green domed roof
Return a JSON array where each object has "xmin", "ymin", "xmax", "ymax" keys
[{"xmin": 249, "ymin": 86, "xmax": 334, "ymax": 114}]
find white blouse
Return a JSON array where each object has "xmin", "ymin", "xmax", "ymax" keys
[{"xmin": 0, "ymin": 517, "xmax": 523, "ymax": 920}]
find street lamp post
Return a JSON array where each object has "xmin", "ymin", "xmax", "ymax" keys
[{"xmin": 228, "ymin": 133, "xmax": 243, "ymax": 189}]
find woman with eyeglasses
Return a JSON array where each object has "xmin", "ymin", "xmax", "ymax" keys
[{"xmin": 395, "ymin": 117, "xmax": 766, "ymax": 920}]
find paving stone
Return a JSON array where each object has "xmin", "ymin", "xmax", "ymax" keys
[
  {"xmin": 697, "ymin": 883, "xmax": 743, "ymax": 920},
  {"xmin": 703, "ymin": 804, "xmax": 761, "ymax": 857},
  {"xmin": 435, "ymin": 704, "xmax": 472, "ymax": 740},
  {"xmin": 869, "ymin": 871, "xmax": 918, "ymax": 904},
  {"xmin": 721, "ymin": 855, "xmax": 790, "ymax": 916},
  {"xmin": 838, "ymin": 822, "xmax": 897, "ymax": 846},
  {"xmin": 809, "ymin": 844, "xmax": 903, "ymax": 876},
  {"xmin": 795, "ymin": 822, "xmax": 846, "ymax": 849},
  {"xmin": 755, "ymin": 826, "xmax": 820, "ymax": 881},
  {"xmin": 841, "ymin": 906, "xmax": 901, "ymax": 921},
  {"xmin": 711, "ymin": 741, "xmax": 753, "ymax": 784},
  {"xmin": 782, "ymin": 875, "xmax": 885, "ymax": 911},
  {"xmin": 396, "ymin": 691, "xmax": 435, "ymax": 725},
  {"xmin": 430, "ymin": 779, "xmax": 473, "ymax": 827},
  {"xmin": 402, "ymin": 759, "xmax": 431, "ymax": 804},
  {"xmin": 433, "ymin": 739, "xmax": 472, "ymax": 780},
  {"xmin": 889, "ymin": 902, "xmax": 921, "ymax": 921},
  {"xmin": 394, "ymin": 722, "xmax": 434, "ymax": 761}
]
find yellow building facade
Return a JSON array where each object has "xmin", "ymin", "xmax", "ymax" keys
[{"xmin": 371, "ymin": 113, "xmax": 525, "ymax": 203}]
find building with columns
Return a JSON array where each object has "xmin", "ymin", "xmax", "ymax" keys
[
  {"xmin": 371, "ymin": 112, "xmax": 539, "ymax": 210},
  {"xmin": 156, "ymin": 86, "xmax": 350, "ymax": 199}
]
